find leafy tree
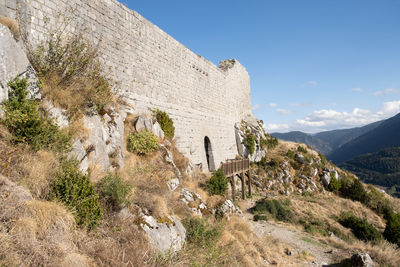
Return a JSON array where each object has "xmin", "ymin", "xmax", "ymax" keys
[{"xmin": 384, "ymin": 212, "xmax": 400, "ymax": 246}]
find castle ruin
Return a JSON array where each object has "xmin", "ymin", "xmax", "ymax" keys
[{"xmin": 1, "ymin": 0, "xmax": 254, "ymax": 170}]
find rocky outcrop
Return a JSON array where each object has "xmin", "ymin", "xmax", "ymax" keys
[
  {"xmin": 71, "ymin": 107, "xmax": 126, "ymax": 173},
  {"xmin": 217, "ymin": 199, "xmax": 242, "ymax": 219},
  {"xmin": 235, "ymin": 119, "xmax": 267, "ymax": 162},
  {"xmin": 0, "ymin": 25, "xmax": 40, "ymax": 105},
  {"xmin": 139, "ymin": 214, "xmax": 186, "ymax": 253},
  {"xmin": 180, "ymin": 188, "xmax": 208, "ymax": 216}
]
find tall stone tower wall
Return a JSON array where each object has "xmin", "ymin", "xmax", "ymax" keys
[{"xmin": 2, "ymin": 0, "xmax": 254, "ymax": 170}]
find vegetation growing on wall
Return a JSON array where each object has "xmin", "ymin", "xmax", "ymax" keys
[
  {"xmin": 244, "ymin": 134, "xmax": 256, "ymax": 155},
  {"xmin": 153, "ymin": 109, "xmax": 175, "ymax": 139},
  {"xmin": 1, "ymin": 77, "xmax": 71, "ymax": 152},
  {"xmin": 28, "ymin": 30, "xmax": 114, "ymax": 118}
]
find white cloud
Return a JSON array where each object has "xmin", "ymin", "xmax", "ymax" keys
[
  {"xmin": 351, "ymin": 87, "xmax": 363, "ymax": 92},
  {"xmin": 272, "ymin": 100, "xmax": 400, "ymax": 133},
  {"xmin": 290, "ymin": 102, "xmax": 310, "ymax": 107},
  {"xmin": 269, "ymin": 103, "xmax": 278, "ymax": 108},
  {"xmin": 265, "ymin": 123, "xmax": 289, "ymax": 132},
  {"xmin": 373, "ymin": 88, "xmax": 400, "ymax": 96},
  {"xmin": 276, "ymin": 108, "xmax": 292, "ymax": 115},
  {"xmin": 252, "ymin": 104, "xmax": 261, "ymax": 111},
  {"xmin": 306, "ymin": 80, "xmax": 318, "ymax": 85}
]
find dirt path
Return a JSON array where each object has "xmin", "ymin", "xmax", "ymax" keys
[{"xmin": 239, "ymin": 199, "xmax": 342, "ymax": 266}]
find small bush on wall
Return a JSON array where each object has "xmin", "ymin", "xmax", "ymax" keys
[
  {"xmin": 127, "ymin": 130, "xmax": 159, "ymax": 155},
  {"xmin": 244, "ymin": 134, "xmax": 255, "ymax": 155},
  {"xmin": 153, "ymin": 109, "xmax": 175, "ymax": 139}
]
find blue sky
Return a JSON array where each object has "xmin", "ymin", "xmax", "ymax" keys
[{"xmin": 121, "ymin": 0, "xmax": 400, "ymax": 133}]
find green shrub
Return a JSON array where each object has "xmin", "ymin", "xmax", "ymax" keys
[
  {"xmin": 183, "ymin": 216, "xmax": 221, "ymax": 248},
  {"xmin": 50, "ymin": 159, "xmax": 102, "ymax": 230},
  {"xmin": 383, "ymin": 212, "xmax": 400, "ymax": 246},
  {"xmin": 2, "ymin": 77, "xmax": 71, "ymax": 152},
  {"xmin": 297, "ymin": 146, "xmax": 308, "ymax": 154},
  {"xmin": 252, "ymin": 198, "xmax": 293, "ymax": 222},
  {"xmin": 318, "ymin": 152, "xmax": 327, "ymax": 167},
  {"xmin": 328, "ymin": 175, "xmax": 342, "ymax": 192},
  {"xmin": 244, "ymin": 134, "xmax": 256, "ymax": 155},
  {"xmin": 286, "ymin": 149, "xmax": 295, "ymax": 159},
  {"xmin": 260, "ymin": 136, "xmax": 278, "ymax": 149},
  {"xmin": 127, "ymin": 130, "xmax": 159, "ymax": 155},
  {"xmin": 153, "ymin": 109, "xmax": 175, "ymax": 139},
  {"xmin": 338, "ymin": 212, "xmax": 381, "ymax": 242},
  {"xmin": 340, "ymin": 178, "xmax": 367, "ymax": 202},
  {"xmin": 97, "ymin": 173, "xmax": 133, "ymax": 210},
  {"xmin": 206, "ymin": 169, "xmax": 228, "ymax": 196}
]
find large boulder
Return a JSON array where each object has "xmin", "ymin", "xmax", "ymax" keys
[
  {"xmin": 135, "ymin": 115, "xmax": 153, "ymax": 132},
  {"xmin": 350, "ymin": 252, "xmax": 374, "ymax": 267},
  {"xmin": 139, "ymin": 214, "xmax": 186, "ymax": 253},
  {"xmin": 0, "ymin": 24, "xmax": 40, "ymax": 104}
]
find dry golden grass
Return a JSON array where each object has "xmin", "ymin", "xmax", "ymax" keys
[
  {"xmin": 74, "ymin": 215, "xmax": 152, "ymax": 267},
  {"xmin": 0, "ymin": 131, "xmax": 59, "ymax": 199},
  {"xmin": 17, "ymin": 151, "xmax": 59, "ymax": 199},
  {"xmin": 0, "ymin": 180, "xmax": 92, "ymax": 267},
  {"xmin": 0, "ymin": 16, "xmax": 20, "ymax": 40}
]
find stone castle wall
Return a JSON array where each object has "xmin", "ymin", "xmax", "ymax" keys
[{"xmin": 2, "ymin": 0, "xmax": 253, "ymax": 170}]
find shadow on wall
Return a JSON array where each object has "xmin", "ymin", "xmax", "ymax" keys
[{"xmin": 204, "ymin": 136, "xmax": 215, "ymax": 171}]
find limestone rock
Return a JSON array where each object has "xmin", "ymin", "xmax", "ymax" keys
[
  {"xmin": 0, "ymin": 25, "xmax": 40, "ymax": 104},
  {"xmin": 135, "ymin": 115, "xmax": 153, "ymax": 132},
  {"xmin": 42, "ymin": 99, "xmax": 69, "ymax": 128},
  {"xmin": 217, "ymin": 199, "xmax": 242, "ymax": 219},
  {"xmin": 180, "ymin": 188, "xmax": 208, "ymax": 216},
  {"xmin": 70, "ymin": 108, "xmax": 126, "ymax": 173},
  {"xmin": 321, "ymin": 172, "xmax": 331, "ymax": 187},
  {"xmin": 152, "ymin": 121, "xmax": 165, "ymax": 139},
  {"xmin": 167, "ymin": 178, "xmax": 180, "ymax": 191},
  {"xmin": 295, "ymin": 153, "xmax": 305, "ymax": 164},
  {"xmin": 140, "ymin": 214, "xmax": 186, "ymax": 253},
  {"xmin": 350, "ymin": 252, "xmax": 374, "ymax": 267}
]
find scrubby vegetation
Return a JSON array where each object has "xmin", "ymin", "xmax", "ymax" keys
[
  {"xmin": 50, "ymin": 159, "xmax": 102, "ymax": 230},
  {"xmin": 28, "ymin": 30, "xmax": 113, "ymax": 117},
  {"xmin": 2, "ymin": 77, "xmax": 71, "ymax": 152},
  {"xmin": 97, "ymin": 173, "xmax": 133, "ymax": 210},
  {"xmin": 244, "ymin": 133, "xmax": 256, "ymax": 155},
  {"xmin": 206, "ymin": 169, "xmax": 228, "ymax": 196},
  {"xmin": 260, "ymin": 135, "xmax": 278, "ymax": 149},
  {"xmin": 252, "ymin": 198, "xmax": 293, "ymax": 222},
  {"xmin": 384, "ymin": 212, "xmax": 400, "ymax": 247},
  {"xmin": 127, "ymin": 130, "xmax": 159, "ymax": 155},
  {"xmin": 338, "ymin": 212, "xmax": 382, "ymax": 242},
  {"xmin": 183, "ymin": 216, "xmax": 221, "ymax": 248},
  {"xmin": 153, "ymin": 108, "xmax": 175, "ymax": 139}
]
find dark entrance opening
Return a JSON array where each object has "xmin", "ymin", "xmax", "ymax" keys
[{"xmin": 204, "ymin": 136, "xmax": 215, "ymax": 171}]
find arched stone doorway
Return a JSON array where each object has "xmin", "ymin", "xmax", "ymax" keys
[{"xmin": 204, "ymin": 136, "xmax": 216, "ymax": 171}]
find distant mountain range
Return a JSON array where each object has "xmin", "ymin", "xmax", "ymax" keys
[
  {"xmin": 271, "ymin": 120, "xmax": 382, "ymax": 155},
  {"xmin": 328, "ymin": 113, "xmax": 400, "ymax": 163},
  {"xmin": 272, "ymin": 113, "xmax": 400, "ymax": 193}
]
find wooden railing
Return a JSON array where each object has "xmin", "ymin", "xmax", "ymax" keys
[
  {"xmin": 221, "ymin": 158, "xmax": 250, "ymax": 177},
  {"xmin": 220, "ymin": 158, "xmax": 251, "ymax": 200}
]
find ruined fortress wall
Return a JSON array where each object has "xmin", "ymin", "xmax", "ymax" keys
[{"xmin": 4, "ymin": 0, "xmax": 253, "ymax": 169}]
